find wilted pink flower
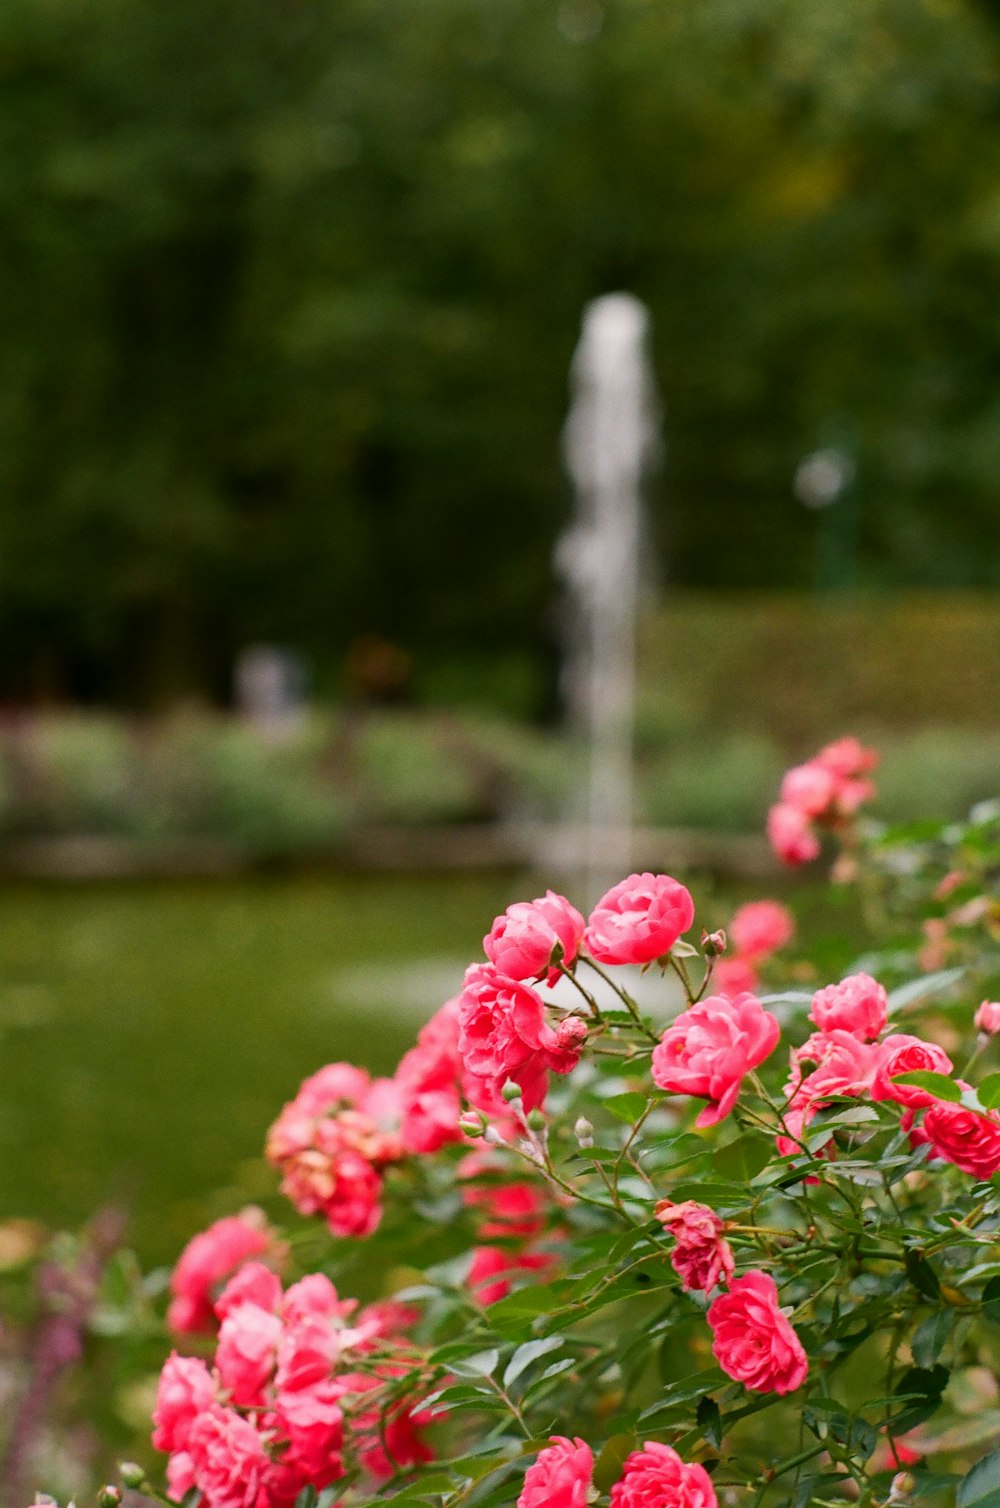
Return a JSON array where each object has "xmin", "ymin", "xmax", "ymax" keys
[
  {"xmin": 485, "ymin": 891, "xmax": 586, "ymax": 983},
  {"xmin": 707, "ymin": 1270, "xmax": 808, "ymax": 1394},
  {"xmin": 729, "ymin": 900, "xmax": 795, "ymax": 961},
  {"xmin": 767, "ymin": 803, "xmax": 821, "ymax": 866},
  {"xmin": 519, "ymin": 1437, "xmax": 594, "ymax": 1508},
  {"xmin": 872, "ymin": 1034, "xmax": 954, "ymax": 1109},
  {"xmin": 609, "ymin": 1441, "xmax": 717, "ymax": 1508},
  {"xmin": 184, "ymin": 1405, "xmax": 271, "ymax": 1508},
  {"xmin": 809, "ymin": 973, "xmax": 888, "ymax": 1040},
  {"xmin": 651, "ymin": 993, "xmax": 780, "ymax": 1126},
  {"xmin": 168, "ymin": 1211, "xmax": 274, "ymax": 1334},
  {"xmin": 654, "ymin": 1200, "xmax": 734, "ymax": 1292},
  {"xmin": 976, "ymin": 1001, "xmax": 1000, "ymax": 1035},
  {"xmin": 458, "ymin": 964, "xmax": 581, "ymax": 1111},
  {"xmin": 584, "ymin": 873, "xmax": 695, "ymax": 966},
  {"xmin": 921, "ymin": 1100, "xmax": 1000, "ymax": 1179},
  {"xmin": 152, "ymin": 1353, "xmax": 216, "ymax": 1455},
  {"xmin": 215, "ymin": 1301, "xmax": 283, "ymax": 1407}
]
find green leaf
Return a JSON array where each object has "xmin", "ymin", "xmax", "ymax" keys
[
  {"xmin": 887, "ymin": 968, "xmax": 965, "ymax": 1015},
  {"xmin": 892, "ymin": 1071, "xmax": 961, "ymax": 1103},
  {"xmin": 593, "ymin": 1434, "xmax": 638, "ymax": 1492},
  {"xmin": 983, "ymin": 1276, "xmax": 1000, "ymax": 1326},
  {"xmin": 979, "ymin": 1075, "xmax": 1000, "ymax": 1111},
  {"xmin": 601, "ymin": 1092, "xmax": 650, "ymax": 1124},
  {"xmin": 294, "ymin": 1489, "xmax": 317, "ymax": 1508},
  {"xmin": 696, "ymin": 1395, "xmax": 722, "ymax": 1450},
  {"xmin": 958, "ymin": 1444, "xmax": 1000, "ymax": 1508},
  {"xmin": 912, "ymin": 1309, "xmax": 951, "ymax": 1367},
  {"xmin": 905, "ymin": 1248, "xmax": 942, "ymax": 1300},
  {"xmin": 502, "ymin": 1338, "xmax": 565, "ymax": 1389},
  {"xmin": 893, "ymin": 1365, "xmax": 949, "ymax": 1433},
  {"xmin": 450, "ymin": 1349, "xmax": 500, "ymax": 1379},
  {"xmin": 712, "ymin": 1133, "xmax": 771, "ymax": 1183}
]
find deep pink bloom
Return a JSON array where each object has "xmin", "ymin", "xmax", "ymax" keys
[
  {"xmin": 609, "ymin": 1441, "xmax": 717, "ymax": 1508},
  {"xmin": 272, "ymin": 1382, "xmax": 344, "ymax": 1488},
  {"xmin": 707, "ymin": 1270, "xmax": 808, "ymax": 1394},
  {"xmin": 922, "ymin": 1100, "xmax": 1000, "ymax": 1179},
  {"xmin": 651, "ymin": 993, "xmax": 780, "ymax": 1126},
  {"xmin": 468, "ymin": 1244, "xmax": 556, "ymax": 1306},
  {"xmin": 809, "ymin": 973, "xmax": 888, "ymax": 1040},
  {"xmin": 395, "ymin": 999, "xmax": 466, "ymax": 1153},
  {"xmin": 872, "ymin": 1034, "xmax": 954, "ymax": 1109},
  {"xmin": 168, "ymin": 1212, "xmax": 274, "ymax": 1334},
  {"xmin": 152, "ymin": 1353, "xmax": 216, "ymax": 1455},
  {"xmin": 767, "ymin": 803, "xmax": 820, "ymax": 866},
  {"xmin": 584, "ymin": 873, "xmax": 695, "ymax": 966},
  {"xmin": 976, "ymin": 1001, "xmax": 1000, "ymax": 1035},
  {"xmin": 215, "ymin": 1302, "xmax": 283, "ymax": 1407},
  {"xmin": 485, "ymin": 891, "xmax": 586, "ymax": 983},
  {"xmin": 729, "ymin": 900, "xmax": 795, "ymax": 961},
  {"xmin": 519, "ymin": 1436, "xmax": 594, "ymax": 1508},
  {"xmin": 458, "ymin": 964, "xmax": 580, "ymax": 1111},
  {"xmin": 789, "ymin": 1030, "xmax": 881, "ymax": 1103},
  {"xmin": 185, "ymin": 1405, "xmax": 271, "ymax": 1508},
  {"xmin": 654, "ymin": 1200, "xmax": 734, "ymax": 1292}
]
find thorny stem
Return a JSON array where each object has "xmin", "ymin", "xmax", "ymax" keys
[{"xmin": 581, "ymin": 955, "xmax": 662, "ymax": 1045}]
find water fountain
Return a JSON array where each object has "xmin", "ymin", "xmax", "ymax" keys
[{"xmin": 556, "ymin": 293, "xmax": 661, "ymax": 900}]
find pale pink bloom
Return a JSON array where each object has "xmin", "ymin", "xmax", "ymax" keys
[
  {"xmin": 152, "ymin": 1353, "xmax": 216, "ymax": 1455},
  {"xmin": 651, "ymin": 993, "xmax": 780, "ymax": 1127},
  {"xmin": 519, "ymin": 1436, "xmax": 594, "ymax": 1508},
  {"xmin": 976, "ymin": 1000, "xmax": 1000, "ymax": 1035},
  {"xmin": 809, "ymin": 972, "xmax": 888, "ymax": 1040},
  {"xmin": 214, "ymin": 1261, "xmax": 282, "ymax": 1321},
  {"xmin": 166, "ymin": 1450, "xmax": 196, "ymax": 1501},
  {"xmin": 707, "ymin": 1270, "xmax": 808, "ymax": 1394},
  {"xmin": 276, "ymin": 1314, "xmax": 341, "ymax": 1395},
  {"xmin": 815, "ymin": 736, "xmax": 879, "ymax": 779},
  {"xmin": 168, "ymin": 1211, "xmax": 274, "ymax": 1334},
  {"xmin": 272, "ymin": 1382, "xmax": 344, "ymax": 1486},
  {"xmin": 780, "ymin": 762, "xmax": 838, "ymax": 817},
  {"xmin": 282, "ymin": 1273, "xmax": 351, "ymax": 1327},
  {"xmin": 922, "ymin": 1100, "xmax": 1000, "ymax": 1179},
  {"xmin": 458, "ymin": 964, "xmax": 580, "ymax": 1111},
  {"xmin": 292, "ymin": 1062, "xmax": 373, "ymax": 1117},
  {"xmin": 485, "ymin": 891, "xmax": 586, "ymax": 983},
  {"xmin": 767, "ymin": 803, "xmax": 820, "ymax": 866},
  {"xmin": 609, "ymin": 1441, "xmax": 717, "ymax": 1508},
  {"xmin": 713, "ymin": 955, "xmax": 759, "ymax": 1000},
  {"xmin": 729, "ymin": 900, "xmax": 795, "ymax": 960},
  {"xmin": 215, "ymin": 1302, "xmax": 283, "ymax": 1407},
  {"xmin": 584, "ymin": 873, "xmax": 695, "ymax": 966},
  {"xmin": 185, "ymin": 1405, "xmax": 271, "ymax": 1508},
  {"xmin": 654, "ymin": 1200, "xmax": 734, "ymax": 1292},
  {"xmin": 872, "ymin": 1034, "xmax": 954, "ymax": 1108},
  {"xmin": 919, "ymin": 918, "xmax": 951, "ymax": 973}
]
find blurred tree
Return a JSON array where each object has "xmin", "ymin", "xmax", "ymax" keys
[{"xmin": 0, "ymin": 0, "xmax": 998, "ymax": 705}]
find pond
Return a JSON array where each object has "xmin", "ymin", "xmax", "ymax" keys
[{"xmin": 0, "ymin": 871, "xmax": 865, "ymax": 1264}]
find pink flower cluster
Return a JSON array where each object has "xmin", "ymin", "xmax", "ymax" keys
[
  {"xmin": 714, "ymin": 899, "xmax": 795, "ymax": 1000},
  {"xmin": 768, "ymin": 737, "xmax": 878, "ymax": 865},
  {"xmin": 654, "ymin": 1199, "xmax": 734, "ymax": 1292},
  {"xmin": 154, "ymin": 1264, "xmax": 431, "ymax": 1508},
  {"xmin": 168, "ymin": 1211, "xmax": 282, "ymax": 1334},
  {"xmin": 517, "ymin": 1437, "xmax": 717, "ymax": 1508},
  {"xmin": 651, "ymin": 992, "xmax": 780, "ymax": 1126}
]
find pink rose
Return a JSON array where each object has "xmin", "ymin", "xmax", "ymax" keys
[
  {"xmin": 729, "ymin": 900, "xmax": 795, "ymax": 960},
  {"xmin": 707, "ymin": 1270, "xmax": 808, "ymax": 1394},
  {"xmin": 654, "ymin": 1200, "xmax": 734, "ymax": 1293},
  {"xmin": 485, "ymin": 891, "xmax": 586, "ymax": 983},
  {"xmin": 214, "ymin": 1260, "xmax": 282, "ymax": 1321},
  {"xmin": 809, "ymin": 973, "xmax": 888, "ymax": 1040},
  {"xmin": 167, "ymin": 1211, "xmax": 274, "ymax": 1334},
  {"xmin": 215, "ymin": 1302, "xmax": 283, "ymax": 1407},
  {"xmin": 458, "ymin": 964, "xmax": 580, "ymax": 1111},
  {"xmin": 713, "ymin": 956, "xmax": 759, "ymax": 1000},
  {"xmin": 789, "ymin": 1030, "xmax": 881, "ymax": 1103},
  {"xmin": 468, "ymin": 1244, "xmax": 555, "ymax": 1306},
  {"xmin": 395, "ymin": 999, "xmax": 465, "ymax": 1153},
  {"xmin": 282, "ymin": 1273, "xmax": 351, "ymax": 1327},
  {"xmin": 152, "ymin": 1353, "xmax": 216, "ymax": 1455},
  {"xmin": 519, "ymin": 1436, "xmax": 594, "ymax": 1508},
  {"xmin": 922, "ymin": 1100, "xmax": 1000, "ymax": 1179},
  {"xmin": 584, "ymin": 873, "xmax": 695, "ymax": 966},
  {"xmin": 186, "ymin": 1405, "xmax": 271, "ymax": 1508},
  {"xmin": 273, "ymin": 1382, "xmax": 344, "ymax": 1486},
  {"xmin": 767, "ymin": 803, "xmax": 820, "ymax": 866},
  {"xmin": 609, "ymin": 1442, "xmax": 717, "ymax": 1508},
  {"xmin": 780, "ymin": 762, "xmax": 839, "ymax": 817},
  {"xmin": 976, "ymin": 1001, "xmax": 1000, "ymax": 1035},
  {"xmin": 651, "ymin": 993, "xmax": 780, "ymax": 1127},
  {"xmin": 815, "ymin": 736, "xmax": 879, "ymax": 779},
  {"xmin": 872, "ymin": 1034, "xmax": 954, "ymax": 1108}
]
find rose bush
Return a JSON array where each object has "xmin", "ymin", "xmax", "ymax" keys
[{"xmin": 102, "ymin": 743, "xmax": 1000, "ymax": 1508}]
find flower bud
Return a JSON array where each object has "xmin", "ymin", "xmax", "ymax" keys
[
  {"xmin": 99, "ymin": 1488, "xmax": 123, "ymax": 1508},
  {"xmin": 889, "ymin": 1472, "xmax": 916, "ymax": 1503},
  {"xmin": 118, "ymin": 1465, "xmax": 146, "ymax": 1490},
  {"xmin": 574, "ymin": 1115, "xmax": 594, "ymax": 1148},
  {"xmin": 526, "ymin": 1108, "xmax": 546, "ymax": 1132},
  {"xmin": 701, "ymin": 929, "xmax": 727, "ymax": 958},
  {"xmin": 501, "ymin": 1080, "xmax": 523, "ymax": 1103},
  {"xmin": 458, "ymin": 1112, "xmax": 485, "ymax": 1138}
]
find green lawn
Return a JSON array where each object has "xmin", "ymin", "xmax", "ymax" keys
[{"xmin": 0, "ymin": 872, "xmax": 865, "ymax": 1263}]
